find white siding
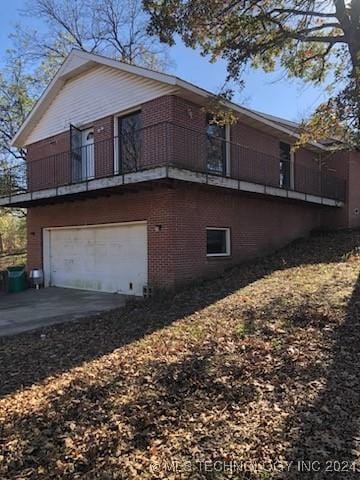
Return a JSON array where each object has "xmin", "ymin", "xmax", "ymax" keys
[{"xmin": 26, "ymin": 65, "xmax": 176, "ymax": 145}]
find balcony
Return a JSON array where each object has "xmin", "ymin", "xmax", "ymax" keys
[{"xmin": 0, "ymin": 122, "xmax": 346, "ymax": 207}]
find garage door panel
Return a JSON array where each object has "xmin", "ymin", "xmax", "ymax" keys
[{"xmin": 44, "ymin": 223, "xmax": 147, "ymax": 295}]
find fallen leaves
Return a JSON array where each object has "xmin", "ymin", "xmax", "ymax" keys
[{"xmin": 0, "ymin": 230, "xmax": 360, "ymax": 479}]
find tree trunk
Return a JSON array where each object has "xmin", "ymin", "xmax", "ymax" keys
[{"xmin": 335, "ymin": 0, "xmax": 360, "ymax": 136}]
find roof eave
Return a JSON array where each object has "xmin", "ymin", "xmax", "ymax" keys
[
  {"xmin": 11, "ymin": 49, "xmax": 330, "ymax": 153},
  {"xmin": 175, "ymin": 79, "xmax": 329, "ymax": 152}
]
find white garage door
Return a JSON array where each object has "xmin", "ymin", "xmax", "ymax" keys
[{"xmin": 43, "ymin": 222, "xmax": 147, "ymax": 295}]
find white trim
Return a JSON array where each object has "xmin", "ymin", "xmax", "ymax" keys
[
  {"xmin": 206, "ymin": 227, "xmax": 231, "ymax": 257},
  {"xmin": 43, "ymin": 229, "xmax": 51, "ymax": 287},
  {"xmin": 11, "ymin": 50, "xmax": 177, "ymax": 147},
  {"xmin": 43, "ymin": 220, "xmax": 147, "ymax": 232},
  {"xmin": 279, "ymin": 142, "xmax": 293, "ymax": 189},
  {"xmin": 77, "ymin": 120, "xmax": 94, "ymax": 131},
  {"xmin": 11, "ymin": 49, "xmax": 329, "ymax": 151},
  {"xmin": 43, "ymin": 220, "xmax": 148, "ymax": 291},
  {"xmin": 113, "ymin": 107, "xmax": 142, "ymax": 174},
  {"xmin": 113, "ymin": 105, "xmax": 144, "ymax": 119},
  {"xmin": 290, "ymin": 150, "xmax": 295, "ymax": 190},
  {"xmin": 225, "ymin": 124, "xmax": 231, "ymax": 176},
  {"xmin": 175, "ymin": 78, "xmax": 327, "ymax": 151},
  {"xmin": 114, "ymin": 115, "xmax": 119, "ymax": 175},
  {"xmin": 81, "ymin": 127, "xmax": 95, "ymax": 180}
]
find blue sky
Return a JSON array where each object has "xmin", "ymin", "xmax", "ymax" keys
[{"xmin": 0, "ymin": 0, "xmax": 329, "ymax": 122}]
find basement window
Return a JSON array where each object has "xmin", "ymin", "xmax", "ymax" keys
[{"xmin": 206, "ymin": 228, "xmax": 231, "ymax": 257}]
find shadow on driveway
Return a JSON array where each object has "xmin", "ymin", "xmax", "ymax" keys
[
  {"xmin": 0, "ymin": 287, "xmax": 127, "ymax": 336},
  {"xmin": 0, "ymin": 229, "xmax": 359, "ymax": 399}
]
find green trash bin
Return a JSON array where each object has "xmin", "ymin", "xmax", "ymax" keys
[{"xmin": 7, "ymin": 266, "xmax": 27, "ymax": 293}]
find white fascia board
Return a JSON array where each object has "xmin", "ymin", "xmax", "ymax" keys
[
  {"xmin": 12, "ymin": 50, "xmax": 179, "ymax": 148},
  {"xmin": 72, "ymin": 50, "xmax": 178, "ymax": 86},
  {"xmin": 11, "ymin": 59, "xmax": 69, "ymax": 148},
  {"xmin": 175, "ymin": 79, "xmax": 327, "ymax": 152},
  {"xmin": 12, "ymin": 49, "xmax": 329, "ymax": 152}
]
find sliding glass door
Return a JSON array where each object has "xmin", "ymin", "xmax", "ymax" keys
[{"xmin": 117, "ymin": 111, "xmax": 141, "ymax": 174}]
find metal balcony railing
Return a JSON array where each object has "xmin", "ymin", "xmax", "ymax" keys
[{"xmin": 0, "ymin": 121, "xmax": 347, "ymax": 202}]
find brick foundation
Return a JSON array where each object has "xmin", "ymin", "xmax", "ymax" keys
[
  {"xmin": 23, "ymin": 94, "xmax": 358, "ymax": 291},
  {"xmin": 27, "ymin": 183, "xmax": 322, "ymax": 289}
]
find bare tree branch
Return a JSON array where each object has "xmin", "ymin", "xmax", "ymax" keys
[{"xmin": 25, "ymin": 0, "xmax": 172, "ymax": 70}]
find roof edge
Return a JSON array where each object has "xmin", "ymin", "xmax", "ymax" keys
[{"xmin": 12, "ymin": 49, "xmax": 329, "ymax": 152}]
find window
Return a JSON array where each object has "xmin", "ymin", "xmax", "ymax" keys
[
  {"xmin": 206, "ymin": 228, "xmax": 231, "ymax": 256},
  {"xmin": 117, "ymin": 111, "xmax": 141, "ymax": 173},
  {"xmin": 206, "ymin": 116, "xmax": 229, "ymax": 176},
  {"xmin": 279, "ymin": 142, "xmax": 292, "ymax": 189},
  {"xmin": 70, "ymin": 124, "xmax": 82, "ymax": 182}
]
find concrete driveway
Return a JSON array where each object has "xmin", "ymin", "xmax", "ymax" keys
[{"xmin": 0, "ymin": 287, "xmax": 127, "ymax": 336}]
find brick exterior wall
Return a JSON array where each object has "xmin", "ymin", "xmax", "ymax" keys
[
  {"xmin": 141, "ymin": 96, "xmax": 174, "ymax": 169},
  {"xmin": 169, "ymin": 184, "xmax": 320, "ymax": 283},
  {"xmin": 27, "ymin": 131, "xmax": 70, "ymax": 162},
  {"xmin": 170, "ymin": 97, "xmax": 207, "ymax": 172},
  {"xmin": 94, "ymin": 116, "xmax": 114, "ymax": 178},
  {"xmin": 294, "ymin": 148, "xmax": 321, "ymax": 196},
  {"xmin": 27, "ymin": 187, "xmax": 178, "ymax": 287},
  {"xmin": 347, "ymin": 152, "xmax": 360, "ymax": 228},
  {"xmin": 27, "ymin": 183, "xmax": 321, "ymax": 289},
  {"xmin": 230, "ymin": 121, "xmax": 280, "ymax": 186},
  {"xmin": 320, "ymin": 150, "xmax": 360, "ymax": 229},
  {"xmin": 25, "ymin": 94, "xmax": 332, "ymax": 197},
  {"xmin": 27, "ymin": 132, "xmax": 71, "ymax": 191},
  {"xmin": 23, "ymin": 93, "xmax": 358, "ymax": 291}
]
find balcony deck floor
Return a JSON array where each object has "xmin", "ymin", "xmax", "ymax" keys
[{"xmin": 0, "ymin": 166, "xmax": 344, "ymax": 208}]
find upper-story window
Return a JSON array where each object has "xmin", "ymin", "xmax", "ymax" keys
[
  {"xmin": 117, "ymin": 111, "xmax": 141, "ymax": 174},
  {"xmin": 279, "ymin": 142, "xmax": 292, "ymax": 189},
  {"xmin": 206, "ymin": 116, "xmax": 230, "ymax": 176}
]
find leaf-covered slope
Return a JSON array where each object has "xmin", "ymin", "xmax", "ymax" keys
[{"xmin": 1, "ymin": 230, "xmax": 360, "ymax": 479}]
